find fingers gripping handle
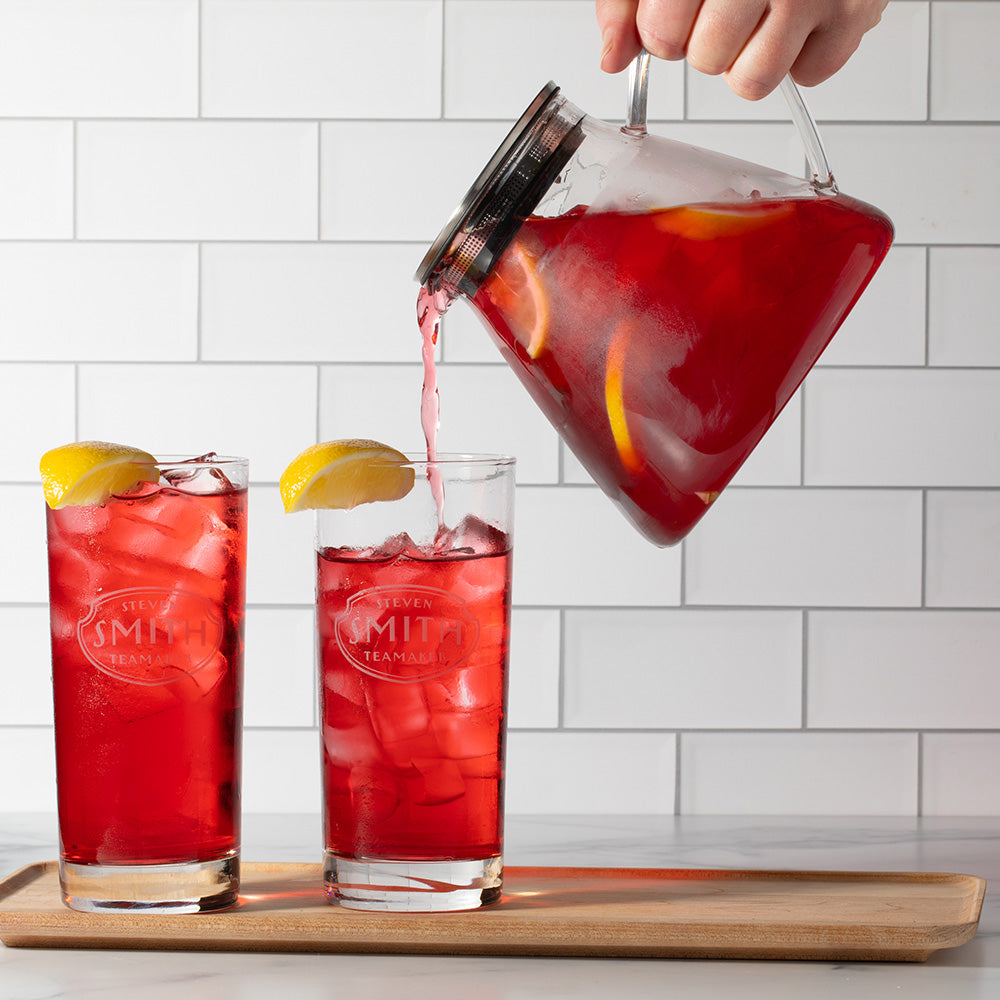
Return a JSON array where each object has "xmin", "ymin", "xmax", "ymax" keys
[{"xmin": 623, "ymin": 52, "xmax": 836, "ymax": 191}]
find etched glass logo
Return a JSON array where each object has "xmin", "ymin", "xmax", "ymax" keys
[
  {"xmin": 77, "ymin": 587, "xmax": 223, "ymax": 685},
  {"xmin": 334, "ymin": 585, "xmax": 480, "ymax": 682}
]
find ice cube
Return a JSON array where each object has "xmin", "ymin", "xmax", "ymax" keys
[
  {"xmin": 162, "ymin": 453, "xmax": 236, "ymax": 494},
  {"xmin": 429, "ymin": 703, "xmax": 501, "ymax": 760},
  {"xmin": 348, "ymin": 763, "xmax": 402, "ymax": 822},
  {"xmin": 379, "ymin": 532, "xmax": 414, "ymax": 559},
  {"xmin": 434, "ymin": 516, "xmax": 509, "ymax": 557},
  {"xmin": 48, "ymin": 607, "xmax": 78, "ymax": 645},
  {"xmin": 48, "ymin": 501, "xmax": 113, "ymax": 542},
  {"xmin": 323, "ymin": 720, "xmax": 383, "ymax": 770},
  {"xmin": 136, "ymin": 491, "xmax": 212, "ymax": 548},
  {"xmin": 364, "ymin": 681, "xmax": 453, "ymax": 772},
  {"xmin": 96, "ymin": 670, "xmax": 188, "ymax": 726},
  {"xmin": 322, "ymin": 659, "xmax": 367, "ymax": 705},
  {"xmin": 178, "ymin": 516, "xmax": 230, "ymax": 581},
  {"xmin": 365, "ymin": 681, "xmax": 431, "ymax": 746},
  {"xmin": 47, "ymin": 544, "xmax": 104, "ymax": 612},
  {"xmin": 458, "ymin": 752, "xmax": 501, "ymax": 781},
  {"xmin": 186, "ymin": 649, "xmax": 228, "ymax": 700},
  {"xmin": 323, "ymin": 688, "xmax": 367, "ymax": 726},
  {"xmin": 412, "ymin": 757, "xmax": 467, "ymax": 806},
  {"xmin": 117, "ymin": 481, "xmax": 162, "ymax": 502},
  {"xmin": 455, "ymin": 655, "xmax": 506, "ymax": 708}
]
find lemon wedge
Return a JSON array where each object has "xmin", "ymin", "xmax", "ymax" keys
[
  {"xmin": 605, "ymin": 320, "xmax": 643, "ymax": 475},
  {"xmin": 654, "ymin": 202, "xmax": 796, "ymax": 240},
  {"xmin": 490, "ymin": 239, "xmax": 549, "ymax": 358},
  {"xmin": 279, "ymin": 439, "xmax": 415, "ymax": 513},
  {"xmin": 40, "ymin": 440, "xmax": 159, "ymax": 509}
]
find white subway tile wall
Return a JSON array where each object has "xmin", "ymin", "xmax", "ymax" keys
[
  {"xmin": 680, "ymin": 732, "xmax": 919, "ymax": 815},
  {"xmin": 2, "ymin": 0, "xmax": 997, "ymax": 818},
  {"xmin": 0, "ymin": 122, "xmax": 73, "ymax": 238},
  {"xmin": 0, "ymin": 244, "xmax": 198, "ymax": 360}
]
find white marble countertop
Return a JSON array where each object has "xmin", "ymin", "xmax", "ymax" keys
[{"xmin": 1, "ymin": 813, "xmax": 997, "ymax": 999}]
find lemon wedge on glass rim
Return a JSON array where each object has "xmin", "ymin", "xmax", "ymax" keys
[
  {"xmin": 40, "ymin": 440, "xmax": 159, "ymax": 510},
  {"xmin": 279, "ymin": 439, "xmax": 415, "ymax": 513}
]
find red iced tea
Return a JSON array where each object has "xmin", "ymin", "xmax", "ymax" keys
[
  {"xmin": 46, "ymin": 466, "xmax": 247, "ymax": 867},
  {"xmin": 470, "ymin": 195, "xmax": 893, "ymax": 545},
  {"xmin": 318, "ymin": 517, "xmax": 511, "ymax": 861}
]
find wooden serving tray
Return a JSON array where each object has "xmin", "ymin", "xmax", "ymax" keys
[{"xmin": 0, "ymin": 862, "xmax": 985, "ymax": 961}]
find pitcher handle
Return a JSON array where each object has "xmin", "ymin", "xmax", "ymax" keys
[
  {"xmin": 624, "ymin": 51, "xmax": 837, "ymax": 192},
  {"xmin": 624, "ymin": 49, "xmax": 651, "ymax": 137},
  {"xmin": 779, "ymin": 76, "xmax": 836, "ymax": 191}
]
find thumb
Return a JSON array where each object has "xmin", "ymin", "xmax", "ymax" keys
[{"xmin": 596, "ymin": 0, "xmax": 642, "ymax": 72}]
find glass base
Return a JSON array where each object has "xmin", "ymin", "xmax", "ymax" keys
[
  {"xmin": 59, "ymin": 854, "xmax": 239, "ymax": 913},
  {"xmin": 324, "ymin": 853, "xmax": 502, "ymax": 912}
]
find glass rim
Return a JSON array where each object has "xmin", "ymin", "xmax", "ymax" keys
[
  {"xmin": 153, "ymin": 454, "xmax": 248, "ymax": 470},
  {"xmin": 373, "ymin": 452, "xmax": 516, "ymax": 469}
]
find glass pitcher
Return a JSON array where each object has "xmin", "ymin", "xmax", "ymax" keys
[{"xmin": 416, "ymin": 64, "xmax": 893, "ymax": 547}]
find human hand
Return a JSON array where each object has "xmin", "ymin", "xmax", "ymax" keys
[{"xmin": 596, "ymin": 0, "xmax": 889, "ymax": 100}]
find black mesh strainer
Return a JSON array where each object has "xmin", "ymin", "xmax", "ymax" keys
[{"xmin": 414, "ymin": 83, "xmax": 585, "ymax": 298}]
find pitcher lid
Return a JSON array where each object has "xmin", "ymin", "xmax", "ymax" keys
[{"xmin": 415, "ymin": 82, "xmax": 584, "ymax": 297}]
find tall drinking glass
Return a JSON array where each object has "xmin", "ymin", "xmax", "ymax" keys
[
  {"xmin": 45, "ymin": 454, "xmax": 248, "ymax": 912},
  {"xmin": 316, "ymin": 454, "xmax": 514, "ymax": 911}
]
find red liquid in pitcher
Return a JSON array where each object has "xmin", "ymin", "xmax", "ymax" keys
[
  {"xmin": 318, "ymin": 521, "xmax": 511, "ymax": 860},
  {"xmin": 471, "ymin": 195, "xmax": 892, "ymax": 545},
  {"xmin": 47, "ymin": 482, "xmax": 246, "ymax": 866}
]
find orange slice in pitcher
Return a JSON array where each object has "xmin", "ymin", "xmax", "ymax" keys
[
  {"xmin": 653, "ymin": 201, "xmax": 796, "ymax": 240},
  {"xmin": 279, "ymin": 439, "xmax": 415, "ymax": 513},
  {"xmin": 489, "ymin": 239, "xmax": 549, "ymax": 358},
  {"xmin": 605, "ymin": 320, "xmax": 643, "ymax": 475},
  {"xmin": 40, "ymin": 440, "xmax": 159, "ymax": 509}
]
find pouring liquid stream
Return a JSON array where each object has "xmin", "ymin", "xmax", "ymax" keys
[{"xmin": 417, "ymin": 284, "xmax": 447, "ymax": 528}]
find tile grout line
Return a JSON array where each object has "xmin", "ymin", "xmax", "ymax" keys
[
  {"xmin": 923, "ymin": 246, "xmax": 932, "ymax": 366},
  {"xmin": 556, "ymin": 608, "xmax": 566, "ymax": 730},
  {"xmin": 679, "ymin": 539, "xmax": 687, "ymax": 606},
  {"xmin": 4, "ymin": 116, "xmax": 1000, "ymax": 125},
  {"xmin": 316, "ymin": 120, "xmax": 322, "ymax": 241},
  {"xmin": 73, "ymin": 363, "xmax": 81, "ymax": 439},
  {"xmin": 196, "ymin": 242, "xmax": 203, "ymax": 361},
  {"xmin": 916, "ymin": 730, "xmax": 925, "ymax": 817},
  {"xmin": 800, "ymin": 385, "xmax": 808, "ymax": 486},
  {"xmin": 920, "ymin": 245, "xmax": 931, "ymax": 616},
  {"xmin": 71, "ymin": 119, "xmax": 78, "ymax": 240},
  {"xmin": 2, "ymin": 596, "xmax": 1000, "ymax": 614},
  {"xmin": 314, "ymin": 365, "xmax": 322, "ymax": 442},
  {"xmin": 439, "ymin": 0, "xmax": 446, "ymax": 121},
  {"xmin": 5, "ymin": 722, "xmax": 1000, "ymax": 737},
  {"xmin": 926, "ymin": 0, "xmax": 934, "ymax": 124},
  {"xmin": 197, "ymin": 0, "xmax": 203, "ymax": 120},
  {"xmin": 71, "ymin": 109, "xmax": 80, "ymax": 436},
  {"xmin": 801, "ymin": 609, "xmax": 810, "ymax": 730},
  {"xmin": 921, "ymin": 489, "xmax": 929, "ymax": 609},
  {"xmin": 674, "ymin": 732, "xmax": 682, "ymax": 815},
  {"xmin": 0, "ymin": 235, "xmax": 995, "ymax": 250}
]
